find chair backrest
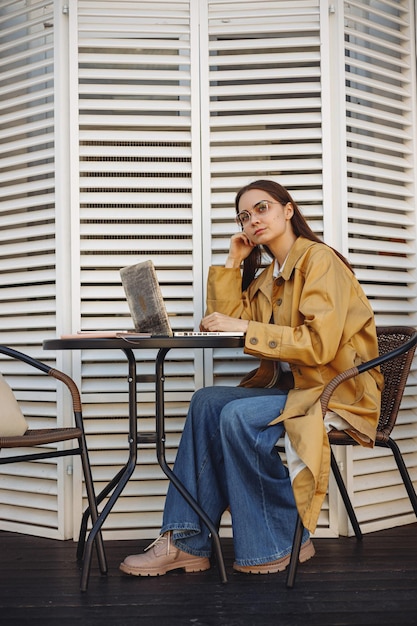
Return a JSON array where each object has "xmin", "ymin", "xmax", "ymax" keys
[{"xmin": 376, "ymin": 326, "xmax": 417, "ymax": 437}]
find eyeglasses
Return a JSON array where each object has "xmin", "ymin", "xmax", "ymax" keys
[{"xmin": 235, "ymin": 200, "xmax": 282, "ymax": 228}]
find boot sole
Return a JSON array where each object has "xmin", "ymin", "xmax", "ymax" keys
[
  {"xmin": 119, "ymin": 557, "xmax": 211, "ymax": 577},
  {"xmin": 233, "ymin": 539, "xmax": 315, "ymax": 574}
]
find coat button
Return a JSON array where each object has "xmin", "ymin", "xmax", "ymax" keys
[
  {"xmin": 249, "ymin": 337, "xmax": 258, "ymax": 345},
  {"xmin": 269, "ymin": 341, "xmax": 277, "ymax": 348},
  {"xmin": 276, "ymin": 298, "xmax": 282, "ymax": 306}
]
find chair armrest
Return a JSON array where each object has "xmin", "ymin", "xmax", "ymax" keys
[
  {"xmin": 0, "ymin": 345, "xmax": 81, "ymax": 413},
  {"xmin": 320, "ymin": 330, "xmax": 417, "ymax": 416}
]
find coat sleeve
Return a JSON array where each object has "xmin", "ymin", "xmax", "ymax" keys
[
  {"xmin": 206, "ymin": 266, "xmax": 253, "ymax": 318},
  {"xmin": 245, "ymin": 249, "xmax": 366, "ymax": 366},
  {"xmin": 207, "ymin": 250, "xmax": 367, "ymax": 368}
]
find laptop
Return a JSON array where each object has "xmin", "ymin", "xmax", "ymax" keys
[{"xmin": 119, "ymin": 260, "xmax": 245, "ymax": 338}]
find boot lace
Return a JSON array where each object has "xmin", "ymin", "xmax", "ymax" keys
[{"xmin": 144, "ymin": 532, "xmax": 170, "ymax": 555}]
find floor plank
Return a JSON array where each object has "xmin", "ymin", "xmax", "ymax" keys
[{"xmin": 0, "ymin": 524, "xmax": 416, "ymax": 625}]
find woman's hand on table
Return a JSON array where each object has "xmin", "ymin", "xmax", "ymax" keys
[{"xmin": 200, "ymin": 312, "xmax": 249, "ymax": 333}]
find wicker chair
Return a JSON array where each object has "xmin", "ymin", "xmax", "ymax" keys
[
  {"xmin": 286, "ymin": 325, "xmax": 417, "ymax": 588},
  {"xmin": 0, "ymin": 345, "xmax": 107, "ymax": 590}
]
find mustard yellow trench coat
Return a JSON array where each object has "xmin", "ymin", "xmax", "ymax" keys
[{"xmin": 206, "ymin": 236, "xmax": 383, "ymax": 532}]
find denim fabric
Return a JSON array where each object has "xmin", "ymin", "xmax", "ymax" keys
[{"xmin": 161, "ymin": 386, "xmax": 309, "ymax": 566}]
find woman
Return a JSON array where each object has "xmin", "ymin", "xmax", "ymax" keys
[{"xmin": 120, "ymin": 179, "xmax": 383, "ymax": 577}]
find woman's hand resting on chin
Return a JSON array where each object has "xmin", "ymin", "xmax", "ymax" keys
[{"xmin": 225, "ymin": 232, "xmax": 256, "ymax": 268}]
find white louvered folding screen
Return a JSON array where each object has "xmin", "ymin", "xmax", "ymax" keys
[
  {"xmin": 197, "ymin": 0, "xmax": 336, "ymax": 533},
  {"xmin": 0, "ymin": 0, "xmax": 416, "ymax": 541},
  {"xmin": 0, "ymin": 0, "xmax": 68, "ymax": 538},
  {"xmin": 341, "ymin": 0, "xmax": 417, "ymax": 533},
  {"xmin": 71, "ymin": 0, "xmax": 205, "ymax": 537},
  {"xmin": 199, "ymin": 0, "xmax": 324, "ymax": 381}
]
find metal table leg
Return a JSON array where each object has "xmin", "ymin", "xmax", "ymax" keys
[
  {"xmin": 80, "ymin": 348, "xmax": 138, "ymax": 591},
  {"xmin": 154, "ymin": 347, "xmax": 228, "ymax": 584}
]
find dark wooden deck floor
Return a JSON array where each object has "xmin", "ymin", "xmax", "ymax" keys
[{"xmin": 1, "ymin": 524, "xmax": 416, "ymax": 626}]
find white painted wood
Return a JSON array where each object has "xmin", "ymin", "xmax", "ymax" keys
[{"xmin": 0, "ymin": 0, "xmax": 416, "ymax": 542}]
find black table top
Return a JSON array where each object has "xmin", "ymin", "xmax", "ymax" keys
[{"xmin": 43, "ymin": 335, "xmax": 245, "ymax": 351}]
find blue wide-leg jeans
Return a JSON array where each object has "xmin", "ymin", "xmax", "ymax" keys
[{"xmin": 161, "ymin": 386, "xmax": 309, "ymax": 566}]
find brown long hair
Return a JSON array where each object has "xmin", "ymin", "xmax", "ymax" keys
[{"xmin": 235, "ymin": 180, "xmax": 353, "ymax": 290}]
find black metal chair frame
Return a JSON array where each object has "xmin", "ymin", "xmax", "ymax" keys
[
  {"xmin": 0, "ymin": 345, "xmax": 107, "ymax": 588},
  {"xmin": 286, "ymin": 326, "xmax": 417, "ymax": 588}
]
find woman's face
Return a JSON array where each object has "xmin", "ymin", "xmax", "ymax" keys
[{"xmin": 237, "ymin": 189, "xmax": 294, "ymax": 247}]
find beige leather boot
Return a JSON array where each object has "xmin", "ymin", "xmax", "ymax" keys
[
  {"xmin": 233, "ymin": 539, "xmax": 315, "ymax": 574},
  {"xmin": 119, "ymin": 532, "xmax": 211, "ymax": 577}
]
